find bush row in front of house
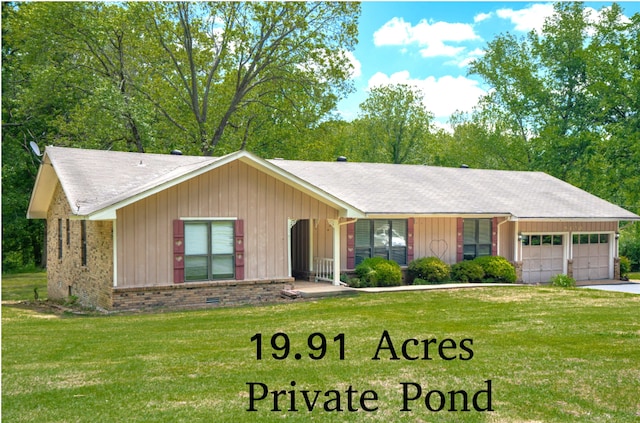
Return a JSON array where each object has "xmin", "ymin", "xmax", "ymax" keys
[
  {"xmin": 348, "ymin": 255, "xmax": 517, "ymax": 288},
  {"xmin": 409, "ymin": 255, "xmax": 517, "ymax": 285}
]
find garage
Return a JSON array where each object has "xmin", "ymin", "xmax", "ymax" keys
[
  {"xmin": 572, "ymin": 234, "xmax": 611, "ymax": 281},
  {"xmin": 521, "ymin": 234, "xmax": 565, "ymax": 283}
]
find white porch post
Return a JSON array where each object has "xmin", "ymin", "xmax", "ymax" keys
[
  {"xmin": 328, "ymin": 219, "xmax": 340, "ymax": 286},
  {"xmin": 287, "ymin": 219, "xmax": 298, "ymax": 278}
]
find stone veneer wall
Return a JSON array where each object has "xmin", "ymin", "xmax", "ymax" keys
[
  {"xmin": 112, "ymin": 279, "xmax": 292, "ymax": 311},
  {"xmin": 47, "ymin": 184, "xmax": 113, "ymax": 310}
]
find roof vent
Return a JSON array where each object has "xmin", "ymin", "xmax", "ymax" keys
[
  {"xmin": 170, "ymin": 149, "xmax": 183, "ymax": 156},
  {"xmin": 460, "ymin": 164, "xmax": 469, "ymax": 168},
  {"xmin": 337, "ymin": 156, "xmax": 347, "ymax": 162}
]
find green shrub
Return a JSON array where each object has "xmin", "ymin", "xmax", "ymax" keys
[
  {"xmin": 619, "ymin": 256, "xmax": 631, "ymax": 280},
  {"xmin": 550, "ymin": 274, "xmax": 576, "ymax": 288},
  {"xmin": 347, "ymin": 277, "xmax": 366, "ymax": 288},
  {"xmin": 451, "ymin": 261, "xmax": 485, "ymax": 282},
  {"xmin": 407, "ymin": 257, "xmax": 450, "ymax": 284},
  {"xmin": 472, "ymin": 256, "xmax": 516, "ymax": 283},
  {"xmin": 354, "ymin": 257, "xmax": 402, "ymax": 287}
]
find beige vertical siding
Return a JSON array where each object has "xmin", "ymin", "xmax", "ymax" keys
[
  {"xmin": 413, "ymin": 217, "xmax": 458, "ymax": 264},
  {"xmin": 116, "ymin": 161, "xmax": 338, "ymax": 287}
]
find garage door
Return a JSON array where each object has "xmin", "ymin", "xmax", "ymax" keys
[
  {"xmin": 522, "ymin": 235, "xmax": 565, "ymax": 283},
  {"xmin": 573, "ymin": 234, "xmax": 610, "ymax": 281}
]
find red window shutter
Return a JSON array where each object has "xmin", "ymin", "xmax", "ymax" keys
[
  {"xmin": 173, "ymin": 219, "xmax": 185, "ymax": 283},
  {"xmin": 346, "ymin": 221, "xmax": 355, "ymax": 269},
  {"xmin": 492, "ymin": 217, "xmax": 498, "ymax": 256},
  {"xmin": 407, "ymin": 218, "xmax": 415, "ymax": 263},
  {"xmin": 235, "ymin": 219, "xmax": 245, "ymax": 280},
  {"xmin": 456, "ymin": 218, "xmax": 464, "ymax": 262}
]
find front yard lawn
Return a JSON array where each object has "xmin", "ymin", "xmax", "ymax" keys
[{"xmin": 2, "ymin": 272, "xmax": 639, "ymax": 422}]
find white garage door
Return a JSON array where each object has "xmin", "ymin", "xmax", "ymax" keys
[
  {"xmin": 573, "ymin": 234, "xmax": 610, "ymax": 281},
  {"xmin": 522, "ymin": 235, "xmax": 565, "ymax": 283}
]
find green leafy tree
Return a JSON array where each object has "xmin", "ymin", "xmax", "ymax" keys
[
  {"xmin": 468, "ymin": 2, "xmax": 640, "ymax": 211},
  {"xmin": 130, "ymin": 1, "xmax": 359, "ymax": 155},
  {"xmin": 355, "ymin": 84, "xmax": 434, "ymax": 164}
]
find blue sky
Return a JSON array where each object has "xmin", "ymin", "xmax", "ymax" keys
[{"xmin": 337, "ymin": 2, "xmax": 640, "ymax": 127}]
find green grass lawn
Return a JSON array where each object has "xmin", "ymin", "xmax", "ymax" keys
[{"xmin": 2, "ymin": 273, "xmax": 640, "ymax": 422}]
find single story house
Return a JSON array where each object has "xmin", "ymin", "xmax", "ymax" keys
[{"xmin": 27, "ymin": 146, "xmax": 639, "ymax": 310}]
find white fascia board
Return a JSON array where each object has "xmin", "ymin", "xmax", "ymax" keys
[
  {"xmin": 511, "ymin": 217, "xmax": 640, "ymax": 222},
  {"xmin": 362, "ymin": 213, "xmax": 512, "ymax": 219},
  {"xmin": 26, "ymin": 155, "xmax": 59, "ymax": 219}
]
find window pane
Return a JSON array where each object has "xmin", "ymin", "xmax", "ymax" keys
[
  {"xmin": 573, "ymin": 234, "xmax": 579, "ymax": 244},
  {"xmin": 463, "ymin": 245, "xmax": 476, "ymax": 261},
  {"xmin": 530, "ymin": 235, "xmax": 541, "ymax": 246},
  {"xmin": 390, "ymin": 220, "xmax": 407, "ymax": 247},
  {"xmin": 374, "ymin": 221, "xmax": 389, "ymax": 247},
  {"xmin": 522, "ymin": 235, "xmax": 530, "ymax": 246},
  {"xmin": 390, "ymin": 247, "xmax": 406, "ymax": 265},
  {"xmin": 185, "ymin": 223, "xmax": 208, "ymax": 255},
  {"xmin": 600, "ymin": 234, "xmax": 609, "ymax": 243},
  {"xmin": 185, "ymin": 256, "xmax": 208, "ymax": 281},
  {"xmin": 212, "ymin": 256, "xmax": 234, "ymax": 279},
  {"xmin": 553, "ymin": 235, "xmax": 563, "ymax": 245},
  {"xmin": 355, "ymin": 220, "xmax": 370, "ymax": 248},
  {"xmin": 580, "ymin": 234, "xmax": 589, "ymax": 244},
  {"xmin": 355, "ymin": 249, "xmax": 370, "ymax": 266},
  {"xmin": 477, "ymin": 245, "xmax": 491, "ymax": 257},
  {"xmin": 478, "ymin": 219, "xmax": 491, "ymax": 244},
  {"xmin": 463, "ymin": 220, "xmax": 476, "ymax": 244},
  {"xmin": 211, "ymin": 221, "xmax": 234, "ymax": 254},
  {"xmin": 590, "ymin": 234, "xmax": 599, "ymax": 244},
  {"xmin": 542, "ymin": 235, "xmax": 552, "ymax": 245}
]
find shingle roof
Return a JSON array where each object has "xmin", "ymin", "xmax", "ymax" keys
[
  {"xmin": 268, "ymin": 160, "xmax": 639, "ymax": 220},
  {"xmin": 28, "ymin": 146, "xmax": 639, "ymax": 221},
  {"xmin": 29, "ymin": 147, "xmax": 219, "ymax": 217}
]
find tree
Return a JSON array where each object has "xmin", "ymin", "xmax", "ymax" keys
[
  {"xmin": 468, "ymin": 2, "xmax": 640, "ymax": 209},
  {"xmin": 130, "ymin": 1, "xmax": 359, "ymax": 155},
  {"xmin": 355, "ymin": 84, "xmax": 434, "ymax": 164},
  {"xmin": 1, "ymin": 1, "xmax": 360, "ymax": 270}
]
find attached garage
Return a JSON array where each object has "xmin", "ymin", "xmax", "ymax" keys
[
  {"xmin": 572, "ymin": 233, "xmax": 612, "ymax": 281},
  {"xmin": 521, "ymin": 234, "xmax": 566, "ymax": 283}
]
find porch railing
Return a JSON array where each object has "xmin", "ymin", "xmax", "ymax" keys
[{"xmin": 314, "ymin": 257, "xmax": 334, "ymax": 283}]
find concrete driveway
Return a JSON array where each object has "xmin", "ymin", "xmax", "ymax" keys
[{"xmin": 579, "ymin": 281, "xmax": 640, "ymax": 294}]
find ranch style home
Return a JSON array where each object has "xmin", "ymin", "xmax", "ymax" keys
[{"xmin": 28, "ymin": 146, "xmax": 639, "ymax": 311}]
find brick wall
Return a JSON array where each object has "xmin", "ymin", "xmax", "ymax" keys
[
  {"xmin": 112, "ymin": 278, "xmax": 292, "ymax": 311},
  {"xmin": 47, "ymin": 184, "xmax": 113, "ymax": 310}
]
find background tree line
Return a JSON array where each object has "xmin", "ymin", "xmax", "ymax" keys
[{"xmin": 3, "ymin": 2, "xmax": 639, "ymax": 271}]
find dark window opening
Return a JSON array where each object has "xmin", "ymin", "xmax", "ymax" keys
[
  {"xmin": 463, "ymin": 219, "xmax": 492, "ymax": 260},
  {"xmin": 354, "ymin": 219, "xmax": 407, "ymax": 266}
]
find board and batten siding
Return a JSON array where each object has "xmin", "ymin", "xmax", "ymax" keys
[{"xmin": 116, "ymin": 161, "xmax": 338, "ymax": 288}]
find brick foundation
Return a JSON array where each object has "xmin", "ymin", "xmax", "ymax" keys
[{"xmin": 112, "ymin": 278, "xmax": 293, "ymax": 311}]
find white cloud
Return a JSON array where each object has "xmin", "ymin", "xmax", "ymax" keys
[
  {"xmin": 454, "ymin": 48, "xmax": 485, "ymax": 68},
  {"xmin": 497, "ymin": 3, "xmax": 555, "ymax": 33},
  {"xmin": 367, "ymin": 71, "xmax": 486, "ymax": 119},
  {"xmin": 420, "ymin": 42, "xmax": 465, "ymax": 58},
  {"xmin": 474, "ymin": 12, "xmax": 492, "ymax": 23},
  {"xmin": 373, "ymin": 17, "xmax": 479, "ymax": 58},
  {"xmin": 373, "ymin": 17, "xmax": 412, "ymax": 45}
]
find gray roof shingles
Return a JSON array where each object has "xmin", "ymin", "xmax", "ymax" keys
[
  {"xmin": 268, "ymin": 160, "xmax": 638, "ymax": 220},
  {"xmin": 40, "ymin": 146, "xmax": 638, "ymax": 220}
]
